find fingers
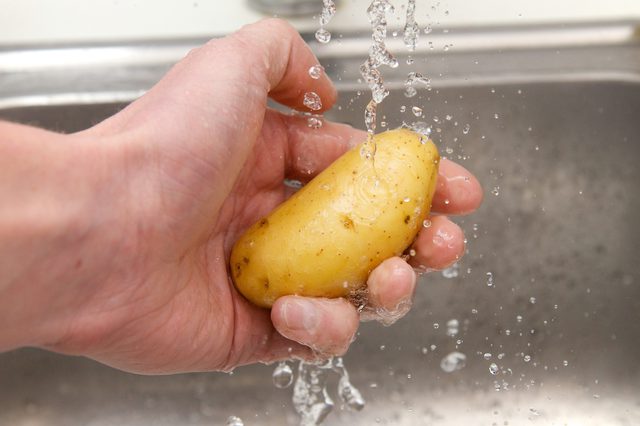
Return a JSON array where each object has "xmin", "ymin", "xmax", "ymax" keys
[
  {"xmin": 278, "ymin": 112, "xmax": 366, "ymax": 179},
  {"xmin": 271, "ymin": 296, "xmax": 359, "ymax": 356},
  {"xmin": 364, "ymin": 257, "xmax": 416, "ymax": 325},
  {"xmin": 410, "ymin": 215, "xmax": 465, "ymax": 271},
  {"xmin": 431, "ymin": 159, "xmax": 484, "ymax": 215}
]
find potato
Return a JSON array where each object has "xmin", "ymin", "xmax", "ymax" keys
[{"xmin": 230, "ymin": 128, "xmax": 440, "ymax": 308}]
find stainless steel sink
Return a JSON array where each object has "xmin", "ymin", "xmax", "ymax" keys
[{"xmin": 1, "ymin": 22, "xmax": 639, "ymax": 425}]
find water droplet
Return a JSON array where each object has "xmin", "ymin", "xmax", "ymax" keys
[
  {"xmin": 524, "ymin": 355, "xmax": 531, "ymax": 363},
  {"xmin": 307, "ymin": 116, "xmax": 323, "ymax": 129},
  {"xmin": 491, "ymin": 186, "xmax": 500, "ymax": 196},
  {"xmin": 442, "ymin": 262, "xmax": 460, "ymax": 278},
  {"xmin": 440, "ymin": 352, "xmax": 466, "ymax": 373},
  {"xmin": 446, "ymin": 319, "xmax": 459, "ymax": 337},
  {"xmin": 303, "ymin": 92, "xmax": 323, "ymax": 111},
  {"xmin": 404, "ymin": 86, "xmax": 417, "ymax": 98},
  {"xmin": 529, "ymin": 297, "xmax": 537, "ymax": 304},
  {"xmin": 226, "ymin": 416, "xmax": 244, "ymax": 426},
  {"xmin": 489, "ymin": 363, "xmax": 499, "ymax": 375},
  {"xmin": 284, "ymin": 179, "xmax": 304, "ymax": 189},
  {"xmin": 315, "ymin": 28, "xmax": 332, "ymax": 44},
  {"xmin": 484, "ymin": 353, "xmax": 492, "ymax": 360},
  {"xmin": 412, "ymin": 106, "xmax": 423, "ymax": 117},
  {"xmin": 433, "ymin": 322, "xmax": 440, "ymax": 329},
  {"xmin": 423, "ymin": 219, "xmax": 432, "ymax": 228},
  {"xmin": 486, "ymin": 272, "xmax": 494, "ymax": 287},
  {"xmin": 462, "ymin": 123, "xmax": 471, "ymax": 134},
  {"xmin": 563, "ymin": 360, "xmax": 569, "ymax": 367},
  {"xmin": 308, "ymin": 64, "xmax": 323, "ymax": 79},
  {"xmin": 400, "ymin": 105, "xmax": 406, "ymax": 112},
  {"xmin": 516, "ymin": 315, "xmax": 523, "ymax": 323},
  {"xmin": 273, "ymin": 361, "xmax": 294, "ymax": 389}
]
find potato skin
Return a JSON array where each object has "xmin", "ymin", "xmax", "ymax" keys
[{"xmin": 230, "ymin": 128, "xmax": 440, "ymax": 308}]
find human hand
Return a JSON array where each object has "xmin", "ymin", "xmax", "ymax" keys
[{"xmin": 0, "ymin": 19, "xmax": 482, "ymax": 374}]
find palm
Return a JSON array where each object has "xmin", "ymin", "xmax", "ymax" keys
[{"xmin": 80, "ymin": 117, "xmax": 298, "ymax": 373}]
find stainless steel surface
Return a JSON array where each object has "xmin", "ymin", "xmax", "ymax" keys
[
  {"xmin": 1, "ymin": 22, "xmax": 639, "ymax": 425},
  {"xmin": 247, "ymin": 0, "xmax": 335, "ymax": 17}
]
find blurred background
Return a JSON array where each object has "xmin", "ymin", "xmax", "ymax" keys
[{"xmin": 0, "ymin": 0, "xmax": 639, "ymax": 45}]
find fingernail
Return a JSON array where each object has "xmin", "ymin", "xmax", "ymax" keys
[{"xmin": 282, "ymin": 298, "xmax": 320, "ymax": 333}]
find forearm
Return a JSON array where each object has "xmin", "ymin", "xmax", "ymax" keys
[{"xmin": 0, "ymin": 121, "xmax": 111, "ymax": 350}]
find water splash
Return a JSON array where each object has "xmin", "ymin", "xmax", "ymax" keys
[
  {"xmin": 360, "ymin": 0, "xmax": 398, "ymax": 136},
  {"xmin": 226, "ymin": 416, "xmax": 244, "ymax": 426},
  {"xmin": 315, "ymin": 0, "xmax": 336, "ymax": 44},
  {"xmin": 333, "ymin": 357, "xmax": 365, "ymax": 410},
  {"xmin": 292, "ymin": 357, "xmax": 364, "ymax": 425},
  {"xmin": 403, "ymin": 0, "xmax": 419, "ymax": 51},
  {"xmin": 489, "ymin": 363, "xmax": 499, "ymax": 375},
  {"xmin": 404, "ymin": 72, "xmax": 431, "ymax": 98},
  {"xmin": 364, "ymin": 99, "xmax": 378, "ymax": 135},
  {"xmin": 293, "ymin": 361, "xmax": 334, "ymax": 426}
]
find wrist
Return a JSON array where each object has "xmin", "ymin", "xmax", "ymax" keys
[{"xmin": 0, "ymin": 122, "xmax": 121, "ymax": 351}]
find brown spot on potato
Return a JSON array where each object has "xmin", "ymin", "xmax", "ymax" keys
[
  {"xmin": 342, "ymin": 215, "xmax": 355, "ymax": 230},
  {"xmin": 404, "ymin": 215, "xmax": 411, "ymax": 224},
  {"xmin": 234, "ymin": 263, "xmax": 242, "ymax": 278},
  {"xmin": 263, "ymin": 278, "xmax": 270, "ymax": 289},
  {"xmin": 259, "ymin": 218, "xmax": 269, "ymax": 228},
  {"xmin": 242, "ymin": 257, "xmax": 250, "ymax": 265}
]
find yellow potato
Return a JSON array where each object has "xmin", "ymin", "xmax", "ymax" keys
[{"xmin": 230, "ymin": 128, "xmax": 440, "ymax": 308}]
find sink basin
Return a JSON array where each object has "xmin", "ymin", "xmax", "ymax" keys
[{"xmin": 1, "ymin": 22, "xmax": 639, "ymax": 425}]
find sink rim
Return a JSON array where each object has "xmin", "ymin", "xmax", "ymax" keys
[{"xmin": 0, "ymin": 20, "xmax": 639, "ymax": 110}]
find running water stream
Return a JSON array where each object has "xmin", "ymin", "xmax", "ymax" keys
[{"xmin": 273, "ymin": 2, "xmax": 426, "ymax": 425}]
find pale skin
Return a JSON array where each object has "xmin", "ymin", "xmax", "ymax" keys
[{"xmin": 0, "ymin": 19, "xmax": 482, "ymax": 374}]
